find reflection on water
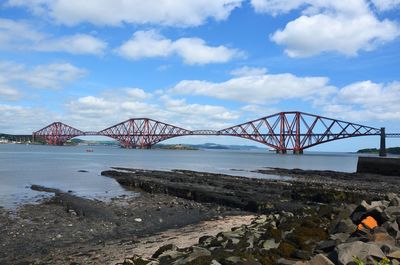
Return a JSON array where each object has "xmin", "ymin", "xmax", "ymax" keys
[{"xmin": 0, "ymin": 144, "xmax": 363, "ymax": 208}]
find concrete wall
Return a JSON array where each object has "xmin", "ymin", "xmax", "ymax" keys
[{"xmin": 357, "ymin": 157, "xmax": 400, "ymax": 176}]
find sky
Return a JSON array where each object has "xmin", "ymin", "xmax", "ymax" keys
[{"xmin": 0, "ymin": 0, "xmax": 400, "ymax": 151}]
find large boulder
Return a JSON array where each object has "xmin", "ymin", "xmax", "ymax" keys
[
  {"xmin": 332, "ymin": 219, "xmax": 356, "ymax": 234},
  {"xmin": 386, "ymin": 193, "xmax": 400, "ymax": 207},
  {"xmin": 335, "ymin": 241, "xmax": 386, "ymax": 265},
  {"xmin": 309, "ymin": 254, "xmax": 335, "ymax": 265},
  {"xmin": 350, "ymin": 200, "xmax": 370, "ymax": 223}
]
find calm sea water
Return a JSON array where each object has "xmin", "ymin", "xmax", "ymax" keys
[{"xmin": 0, "ymin": 144, "xmax": 373, "ymax": 208}]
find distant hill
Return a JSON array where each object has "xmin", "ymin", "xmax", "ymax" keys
[
  {"xmin": 153, "ymin": 143, "xmax": 263, "ymax": 150},
  {"xmin": 69, "ymin": 139, "xmax": 262, "ymax": 150},
  {"xmin": 357, "ymin": 147, "xmax": 400, "ymax": 155},
  {"xmin": 191, "ymin": 143, "xmax": 262, "ymax": 150}
]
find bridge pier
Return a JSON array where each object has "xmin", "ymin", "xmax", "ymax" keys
[
  {"xmin": 276, "ymin": 149, "xmax": 287, "ymax": 154},
  {"xmin": 379, "ymin": 127, "xmax": 386, "ymax": 157},
  {"xmin": 294, "ymin": 149, "xmax": 303, "ymax": 155}
]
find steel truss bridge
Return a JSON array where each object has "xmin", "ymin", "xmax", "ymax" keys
[{"xmin": 32, "ymin": 111, "xmax": 399, "ymax": 155}]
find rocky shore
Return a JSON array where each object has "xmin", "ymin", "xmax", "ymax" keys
[
  {"xmin": 119, "ymin": 194, "xmax": 400, "ymax": 265},
  {"xmin": 0, "ymin": 185, "xmax": 243, "ymax": 264},
  {"xmin": 0, "ymin": 167, "xmax": 399, "ymax": 264},
  {"xmin": 102, "ymin": 168, "xmax": 400, "ymax": 265}
]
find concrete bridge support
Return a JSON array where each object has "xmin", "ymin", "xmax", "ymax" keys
[{"xmin": 379, "ymin": 127, "xmax": 386, "ymax": 157}]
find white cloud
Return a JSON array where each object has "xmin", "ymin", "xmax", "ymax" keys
[
  {"xmin": 124, "ymin": 88, "xmax": 152, "ymax": 100},
  {"xmin": 0, "ymin": 104, "xmax": 57, "ymax": 133},
  {"xmin": 251, "ymin": 0, "xmax": 306, "ymax": 15},
  {"xmin": 338, "ymin": 80, "xmax": 400, "ymax": 106},
  {"xmin": 35, "ymin": 34, "xmax": 107, "ymax": 55},
  {"xmin": 0, "ymin": 61, "xmax": 86, "ymax": 91},
  {"xmin": 0, "ymin": 18, "xmax": 45, "ymax": 50},
  {"xmin": 0, "ymin": 18, "xmax": 107, "ymax": 55},
  {"xmin": 229, "ymin": 66, "xmax": 267, "ymax": 77},
  {"xmin": 116, "ymin": 30, "xmax": 173, "ymax": 59},
  {"xmin": 116, "ymin": 30, "xmax": 242, "ymax": 65},
  {"xmin": 251, "ymin": 0, "xmax": 400, "ymax": 57},
  {"xmin": 371, "ymin": 0, "xmax": 400, "ymax": 11},
  {"xmin": 318, "ymin": 81, "xmax": 400, "ymax": 121},
  {"xmin": 6, "ymin": 0, "xmax": 243, "ymax": 27},
  {"xmin": 170, "ymin": 73, "xmax": 335, "ymax": 104},
  {"xmin": 0, "ymin": 86, "xmax": 21, "ymax": 100},
  {"xmin": 65, "ymin": 90, "xmax": 240, "ymax": 131},
  {"xmin": 23, "ymin": 63, "xmax": 86, "ymax": 89}
]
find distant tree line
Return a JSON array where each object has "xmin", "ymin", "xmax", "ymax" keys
[{"xmin": 357, "ymin": 147, "xmax": 400, "ymax": 155}]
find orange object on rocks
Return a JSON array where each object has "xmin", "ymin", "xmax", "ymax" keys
[{"xmin": 357, "ymin": 216, "xmax": 378, "ymax": 230}]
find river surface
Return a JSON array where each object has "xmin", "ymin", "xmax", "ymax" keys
[{"xmin": 0, "ymin": 143, "xmax": 379, "ymax": 208}]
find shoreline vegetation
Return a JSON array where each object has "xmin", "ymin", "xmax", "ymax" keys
[
  {"xmin": 357, "ymin": 147, "xmax": 400, "ymax": 155},
  {"xmin": 1, "ymin": 167, "xmax": 400, "ymax": 264}
]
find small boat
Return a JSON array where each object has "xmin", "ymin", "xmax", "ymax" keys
[{"xmin": 86, "ymin": 149, "xmax": 94, "ymax": 152}]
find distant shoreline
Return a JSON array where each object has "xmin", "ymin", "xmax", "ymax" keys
[{"xmin": 357, "ymin": 146, "xmax": 400, "ymax": 154}]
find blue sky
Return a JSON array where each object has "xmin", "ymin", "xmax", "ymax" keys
[{"xmin": 0, "ymin": 0, "xmax": 400, "ymax": 151}]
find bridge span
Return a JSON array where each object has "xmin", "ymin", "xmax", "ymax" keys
[{"xmin": 31, "ymin": 111, "xmax": 400, "ymax": 156}]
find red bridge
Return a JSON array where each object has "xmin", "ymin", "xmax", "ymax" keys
[{"xmin": 33, "ymin": 111, "xmax": 397, "ymax": 156}]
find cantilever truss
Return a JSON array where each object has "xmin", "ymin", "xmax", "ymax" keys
[
  {"xmin": 32, "ymin": 112, "xmax": 384, "ymax": 150},
  {"xmin": 33, "ymin": 122, "xmax": 84, "ymax": 145},
  {"xmin": 98, "ymin": 118, "xmax": 192, "ymax": 148},
  {"xmin": 218, "ymin": 111, "xmax": 381, "ymax": 152}
]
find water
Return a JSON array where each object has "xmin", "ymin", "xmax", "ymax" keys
[{"xmin": 0, "ymin": 144, "xmax": 366, "ymax": 208}]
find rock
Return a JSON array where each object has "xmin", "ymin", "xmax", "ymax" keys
[
  {"xmin": 387, "ymin": 250, "xmax": 400, "ymax": 259},
  {"xmin": 199, "ymin": 235, "xmax": 215, "ymax": 247},
  {"xmin": 332, "ymin": 219, "xmax": 356, "ymax": 234},
  {"xmin": 392, "ymin": 259, "xmax": 400, "ymax": 265},
  {"xmin": 246, "ymin": 234, "xmax": 255, "ymax": 249},
  {"xmin": 336, "ymin": 241, "xmax": 386, "ymax": 265},
  {"xmin": 350, "ymin": 200, "xmax": 370, "ymax": 223},
  {"xmin": 211, "ymin": 260, "xmax": 222, "ymax": 265},
  {"xmin": 122, "ymin": 255, "xmax": 159, "ymax": 265},
  {"xmin": 152, "ymin": 244, "xmax": 178, "ymax": 258},
  {"xmin": 370, "ymin": 201, "xmax": 386, "ymax": 209},
  {"xmin": 158, "ymin": 250, "xmax": 184, "ymax": 263},
  {"xmin": 309, "ymin": 254, "xmax": 335, "ymax": 265},
  {"xmin": 262, "ymin": 239, "xmax": 280, "ymax": 250},
  {"xmin": 278, "ymin": 242, "xmax": 296, "ymax": 257},
  {"xmin": 293, "ymin": 249, "xmax": 311, "ymax": 260},
  {"xmin": 389, "ymin": 197, "xmax": 400, "ymax": 207},
  {"xmin": 329, "ymin": 233, "xmax": 350, "ymax": 243},
  {"xmin": 382, "ymin": 221, "xmax": 399, "ymax": 239},
  {"xmin": 220, "ymin": 230, "xmax": 244, "ymax": 239},
  {"xmin": 191, "ymin": 246, "xmax": 211, "ymax": 256},
  {"xmin": 315, "ymin": 240, "xmax": 337, "ymax": 253},
  {"xmin": 122, "ymin": 259, "xmax": 134, "ymax": 265},
  {"xmin": 277, "ymin": 258, "xmax": 297, "ymax": 265},
  {"xmin": 386, "ymin": 193, "xmax": 400, "ymax": 205},
  {"xmin": 386, "ymin": 206, "xmax": 400, "ymax": 217},
  {"xmin": 134, "ymin": 218, "xmax": 142, "ymax": 222},
  {"xmin": 372, "ymin": 231, "xmax": 396, "ymax": 246},
  {"xmin": 366, "ymin": 207, "xmax": 388, "ymax": 225},
  {"xmin": 225, "ymin": 256, "xmax": 241, "ymax": 263},
  {"xmin": 386, "ymin": 193, "xmax": 398, "ymax": 201},
  {"xmin": 254, "ymin": 215, "xmax": 269, "ymax": 224},
  {"xmin": 173, "ymin": 247, "xmax": 211, "ymax": 265},
  {"xmin": 240, "ymin": 261, "xmax": 262, "ymax": 265}
]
